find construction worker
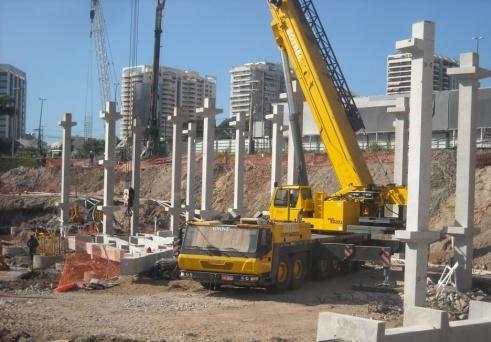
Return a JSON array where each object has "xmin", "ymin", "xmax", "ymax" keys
[{"xmin": 26, "ymin": 234, "xmax": 39, "ymax": 268}]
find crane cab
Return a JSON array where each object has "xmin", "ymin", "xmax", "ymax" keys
[
  {"xmin": 269, "ymin": 185, "xmax": 360, "ymax": 232},
  {"xmin": 269, "ymin": 185, "xmax": 314, "ymax": 222}
]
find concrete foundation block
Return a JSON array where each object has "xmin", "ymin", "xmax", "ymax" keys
[
  {"xmin": 120, "ymin": 249, "xmax": 173, "ymax": 275},
  {"xmin": 33, "ymin": 255, "xmax": 63, "ymax": 269},
  {"xmin": 2, "ymin": 245, "xmax": 27, "ymax": 257},
  {"xmin": 448, "ymin": 319, "xmax": 491, "ymax": 342},
  {"xmin": 385, "ymin": 326, "xmax": 441, "ymax": 342},
  {"xmin": 469, "ymin": 300, "xmax": 491, "ymax": 320},
  {"xmin": 403, "ymin": 305, "xmax": 448, "ymax": 328},
  {"xmin": 317, "ymin": 312, "xmax": 384, "ymax": 342}
]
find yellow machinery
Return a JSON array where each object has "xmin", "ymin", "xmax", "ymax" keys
[
  {"xmin": 267, "ymin": 0, "xmax": 407, "ymax": 232},
  {"xmin": 178, "ymin": 0, "xmax": 407, "ymax": 291}
]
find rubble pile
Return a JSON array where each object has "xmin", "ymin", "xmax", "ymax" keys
[{"xmin": 426, "ymin": 284, "xmax": 489, "ymax": 320}]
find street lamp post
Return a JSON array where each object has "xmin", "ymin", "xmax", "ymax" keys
[
  {"xmin": 472, "ymin": 36, "xmax": 484, "ymax": 54},
  {"xmin": 37, "ymin": 98, "xmax": 47, "ymax": 156}
]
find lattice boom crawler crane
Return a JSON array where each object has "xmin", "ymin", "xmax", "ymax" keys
[{"xmin": 178, "ymin": 0, "xmax": 408, "ymax": 292}]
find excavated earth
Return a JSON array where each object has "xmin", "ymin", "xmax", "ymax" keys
[
  {"xmin": 1, "ymin": 150, "xmax": 490, "ymax": 267},
  {"xmin": 1, "ymin": 150, "xmax": 491, "ymax": 341}
]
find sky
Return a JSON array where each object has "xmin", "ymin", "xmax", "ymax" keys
[{"xmin": 1, "ymin": 0, "xmax": 490, "ymax": 143}]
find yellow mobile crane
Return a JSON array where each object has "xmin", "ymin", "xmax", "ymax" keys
[{"xmin": 178, "ymin": 0, "xmax": 407, "ymax": 292}]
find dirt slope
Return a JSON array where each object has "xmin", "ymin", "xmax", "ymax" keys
[{"xmin": 1, "ymin": 150, "xmax": 490, "ymax": 267}]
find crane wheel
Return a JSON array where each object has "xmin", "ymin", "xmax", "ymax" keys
[
  {"xmin": 269, "ymin": 254, "xmax": 292, "ymax": 293},
  {"xmin": 289, "ymin": 254, "xmax": 307, "ymax": 290},
  {"xmin": 311, "ymin": 257, "xmax": 330, "ymax": 280}
]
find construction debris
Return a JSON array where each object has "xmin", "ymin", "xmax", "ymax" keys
[{"xmin": 426, "ymin": 284, "xmax": 490, "ymax": 320}]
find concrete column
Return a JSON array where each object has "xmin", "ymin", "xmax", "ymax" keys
[
  {"xmin": 130, "ymin": 116, "xmax": 143, "ymax": 236},
  {"xmin": 196, "ymin": 98, "xmax": 223, "ymax": 219},
  {"xmin": 388, "ymin": 97, "xmax": 409, "ymax": 186},
  {"xmin": 184, "ymin": 121, "xmax": 196, "ymax": 221},
  {"xmin": 168, "ymin": 107, "xmax": 184, "ymax": 236},
  {"xmin": 98, "ymin": 102, "xmax": 120, "ymax": 236},
  {"xmin": 230, "ymin": 113, "xmax": 246, "ymax": 214},
  {"xmin": 388, "ymin": 97, "xmax": 409, "ymax": 218},
  {"xmin": 281, "ymin": 81, "xmax": 305, "ymax": 184},
  {"xmin": 394, "ymin": 22, "xmax": 440, "ymax": 312},
  {"xmin": 446, "ymin": 53, "xmax": 491, "ymax": 291},
  {"xmin": 266, "ymin": 103, "xmax": 286, "ymax": 196},
  {"xmin": 58, "ymin": 113, "xmax": 76, "ymax": 232}
]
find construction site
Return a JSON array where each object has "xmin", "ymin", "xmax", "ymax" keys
[{"xmin": 1, "ymin": 0, "xmax": 491, "ymax": 341}]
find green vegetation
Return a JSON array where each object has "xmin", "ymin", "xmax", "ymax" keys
[{"xmin": 0, "ymin": 156, "xmax": 41, "ymax": 172}]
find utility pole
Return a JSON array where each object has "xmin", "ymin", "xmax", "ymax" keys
[
  {"xmin": 148, "ymin": 0, "xmax": 166, "ymax": 156},
  {"xmin": 472, "ymin": 36, "xmax": 484, "ymax": 54},
  {"xmin": 37, "ymin": 97, "xmax": 47, "ymax": 156}
]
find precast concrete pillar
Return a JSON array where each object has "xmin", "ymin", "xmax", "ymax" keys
[
  {"xmin": 265, "ymin": 103, "xmax": 286, "ymax": 196},
  {"xmin": 130, "ymin": 116, "xmax": 143, "ymax": 236},
  {"xmin": 230, "ymin": 113, "xmax": 246, "ymax": 214},
  {"xmin": 98, "ymin": 102, "xmax": 120, "ymax": 236},
  {"xmin": 446, "ymin": 52, "xmax": 491, "ymax": 291},
  {"xmin": 168, "ymin": 107, "xmax": 184, "ymax": 236},
  {"xmin": 388, "ymin": 97, "xmax": 409, "ymax": 218},
  {"xmin": 184, "ymin": 121, "xmax": 196, "ymax": 221},
  {"xmin": 196, "ymin": 98, "xmax": 222, "ymax": 219},
  {"xmin": 58, "ymin": 113, "xmax": 76, "ymax": 232},
  {"xmin": 281, "ymin": 81, "xmax": 305, "ymax": 184},
  {"xmin": 394, "ymin": 21, "xmax": 440, "ymax": 312}
]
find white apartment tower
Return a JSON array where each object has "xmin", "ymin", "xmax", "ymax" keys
[
  {"xmin": 0, "ymin": 64, "xmax": 27, "ymax": 139},
  {"xmin": 230, "ymin": 62, "xmax": 285, "ymax": 136},
  {"xmin": 386, "ymin": 53, "xmax": 459, "ymax": 95},
  {"xmin": 120, "ymin": 65, "xmax": 216, "ymax": 140}
]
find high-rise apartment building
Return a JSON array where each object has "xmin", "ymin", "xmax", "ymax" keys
[
  {"xmin": 229, "ymin": 62, "xmax": 285, "ymax": 137},
  {"xmin": 386, "ymin": 53, "xmax": 459, "ymax": 95},
  {"xmin": 0, "ymin": 64, "xmax": 27, "ymax": 139},
  {"xmin": 120, "ymin": 65, "xmax": 216, "ymax": 140}
]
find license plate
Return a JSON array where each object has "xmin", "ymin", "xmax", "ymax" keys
[{"xmin": 221, "ymin": 275, "xmax": 234, "ymax": 281}]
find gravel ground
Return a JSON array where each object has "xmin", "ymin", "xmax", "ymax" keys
[{"xmin": 0, "ymin": 267, "xmax": 405, "ymax": 341}]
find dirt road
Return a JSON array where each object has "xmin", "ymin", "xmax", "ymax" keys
[{"xmin": 0, "ymin": 268, "xmax": 403, "ymax": 341}]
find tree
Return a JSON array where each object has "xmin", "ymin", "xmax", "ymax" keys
[{"xmin": 80, "ymin": 138, "xmax": 105, "ymax": 158}]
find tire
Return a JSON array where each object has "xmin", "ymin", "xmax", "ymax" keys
[
  {"xmin": 311, "ymin": 257, "xmax": 330, "ymax": 280},
  {"xmin": 270, "ymin": 254, "xmax": 292, "ymax": 293},
  {"xmin": 289, "ymin": 254, "xmax": 307, "ymax": 290}
]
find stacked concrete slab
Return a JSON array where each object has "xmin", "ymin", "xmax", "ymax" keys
[{"xmin": 67, "ymin": 233, "xmax": 173, "ymax": 275}]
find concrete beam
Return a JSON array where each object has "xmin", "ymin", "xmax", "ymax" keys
[
  {"xmin": 280, "ymin": 81, "xmax": 305, "ymax": 184},
  {"xmin": 394, "ymin": 21, "xmax": 436, "ymax": 309},
  {"xmin": 266, "ymin": 103, "xmax": 286, "ymax": 196},
  {"xmin": 184, "ymin": 121, "xmax": 196, "ymax": 221},
  {"xmin": 446, "ymin": 52, "xmax": 491, "ymax": 291},
  {"xmin": 58, "ymin": 113, "xmax": 76, "ymax": 233},
  {"xmin": 130, "ymin": 116, "xmax": 143, "ymax": 236},
  {"xmin": 196, "ymin": 98, "xmax": 222, "ymax": 219},
  {"xmin": 99, "ymin": 102, "xmax": 120, "ymax": 236},
  {"xmin": 168, "ymin": 107, "xmax": 184, "ymax": 236},
  {"xmin": 230, "ymin": 113, "xmax": 246, "ymax": 214}
]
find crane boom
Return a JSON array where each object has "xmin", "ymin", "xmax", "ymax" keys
[
  {"xmin": 147, "ymin": 0, "xmax": 166, "ymax": 156},
  {"xmin": 90, "ymin": 0, "xmax": 115, "ymax": 110},
  {"xmin": 268, "ymin": 0, "xmax": 373, "ymax": 192}
]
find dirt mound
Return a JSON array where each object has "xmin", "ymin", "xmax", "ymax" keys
[{"xmin": 1, "ymin": 150, "xmax": 490, "ymax": 267}]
